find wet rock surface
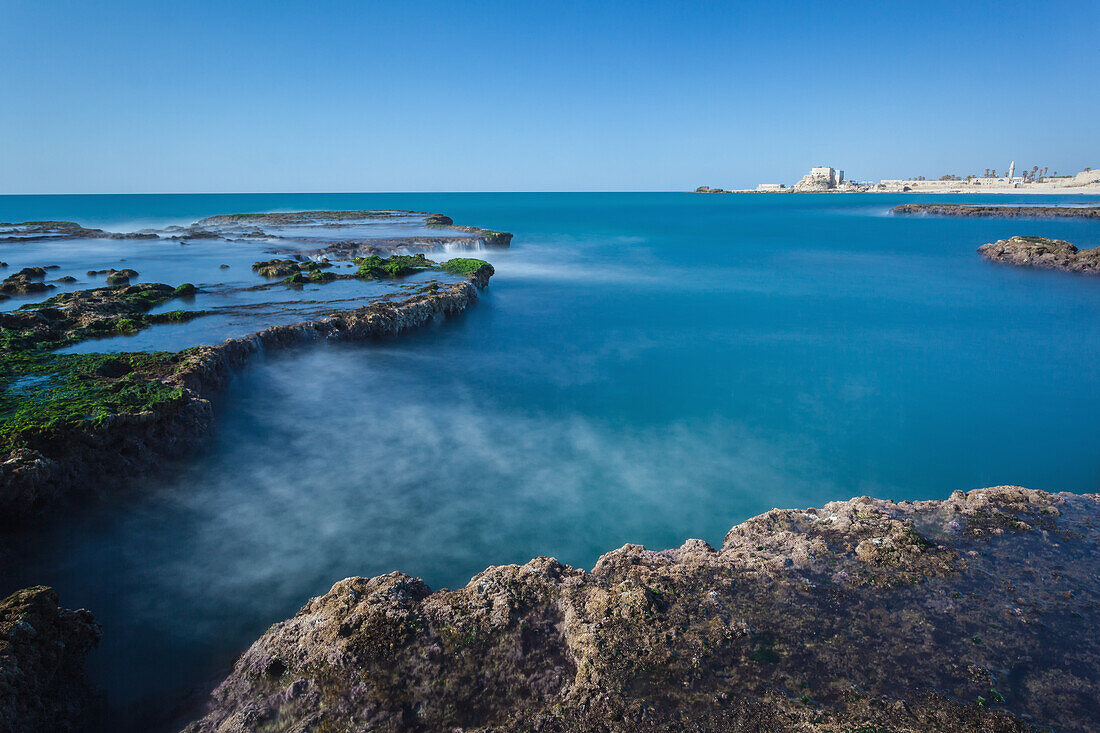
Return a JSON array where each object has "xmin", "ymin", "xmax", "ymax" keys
[
  {"xmin": 978, "ymin": 236, "xmax": 1100, "ymax": 275},
  {"xmin": 892, "ymin": 204, "xmax": 1100, "ymax": 219},
  {"xmin": 185, "ymin": 486, "xmax": 1100, "ymax": 733},
  {"xmin": 0, "ymin": 586, "xmax": 101, "ymax": 733},
  {"xmin": 0, "ymin": 272, "xmax": 493, "ymax": 522}
]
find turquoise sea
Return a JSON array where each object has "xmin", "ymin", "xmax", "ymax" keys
[{"xmin": 2, "ymin": 192, "xmax": 1100, "ymax": 729}]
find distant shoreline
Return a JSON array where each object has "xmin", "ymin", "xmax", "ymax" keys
[
  {"xmin": 698, "ymin": 165, "xmax": 1100, "ymax": 195},
  {"xmin": 697, "ymin": 188, "xmax": 1100, "ymax": 195}
]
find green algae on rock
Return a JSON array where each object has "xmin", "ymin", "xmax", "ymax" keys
[
  {"xmin": 442, "ymin": 257, "xmax": 494, "ymax": 277},
  {"xmin": 352, "ymin": 253, "xmax": 433, "ymax": 279},
  {"xmin": 0, "ymin": 283, "xmax": 209, "ymax": 518},
  {"xmin": 252, "ymin": 259, "xmax": 303, "ymax": 278},
  {"xmin": 185, "ymin": 486, "xmax": 1100, "ymax": 733},
  {"xmin": 250, "ymin": 254, "xmax": 491, "ymax": 287}
]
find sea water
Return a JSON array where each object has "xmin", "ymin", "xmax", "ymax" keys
[{"xmin": 2, "ymin": 192, "xmax": 1099, "ymax": 730}]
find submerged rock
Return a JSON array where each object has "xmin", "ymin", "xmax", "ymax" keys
[
  {"xmin": 893, "ymin": 204, "xmax": 1100, "ymax": 219},
  {"xmin": 0, "ymin": 267, "xmax": 54, "ymax": 295},
  {"xmin": 104, "ymin": 268, "xmax": 139, "ymax": 285},
  {"xmin": 0, "ymin": 586, "xmax": 101, "ymax": 732},
  {"xmin": 185, "ymin": 487, "xmax": 1100, "ymax": 732},
  {"xmin": 978, "ymin": 235, "xmax": 1100, "ymax": 274}
]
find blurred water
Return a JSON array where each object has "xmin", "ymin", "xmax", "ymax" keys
[{"xmin": 2, "ymin": 192, "xmax": 1100, "ymax": 730}]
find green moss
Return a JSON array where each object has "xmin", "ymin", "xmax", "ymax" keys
[
  {"xmin": 151, "ymin": 309, "xmax": 204, "ymax": 324},
  {"xmin": 114, "ymin": 317, "xmax": 142, "ymax": 334},
  {"xmin": 0, "ymin": 284, "xmax": 202, "ymax": 448},
  {"xmin": 441, "ymin": 258, "xmax": 490, "ymax": 276},
  {"xmin": 0, "ymin": 348, "xmax": 184, "ymax": 447},
  {"xmin": 353, "ymin": 253, "xmax": 432, "ymax": 279}
]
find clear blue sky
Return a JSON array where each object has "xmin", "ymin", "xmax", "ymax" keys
[{"xmin": 2, "ymin": 0, "xmax": 1097, "ymax": 193}]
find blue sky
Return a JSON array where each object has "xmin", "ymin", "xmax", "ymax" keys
[{"xmin": 1, "ymin": 0, "xmax": 1097, "ymax": 193}]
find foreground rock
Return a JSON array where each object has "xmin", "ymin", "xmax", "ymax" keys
[
  {"xmin": 0, "ymin": 586, "xmax": 101, "ymax": 732},
  {"xmin": 893, "ymin": 203, "xmax": 1100, "ymax": 219},
  {"xmin": 978, "ymin": 235, "xmax": 1100, "ymax": 275},
  {"xmin": 186, "ymin": 486, "xmax": 1099, "ymax": 732}
]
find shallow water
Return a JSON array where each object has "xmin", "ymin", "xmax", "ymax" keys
[{"xmin": 2, "ymin": 192, "xmax": 1100, "ymax": 730}]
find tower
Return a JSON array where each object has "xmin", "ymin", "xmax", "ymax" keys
[{"xmin": 1009, "ymin": 161, "xmax": 1015, "ymax": 181}]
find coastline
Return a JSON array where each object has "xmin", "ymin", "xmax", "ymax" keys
[
  {"xmin": 704, "ymin": 188, "xmax": 1100, "ymax": 195},
  {"xmin": 3, "ymin": 197, "xmax": 1099, "ymax": 732}
]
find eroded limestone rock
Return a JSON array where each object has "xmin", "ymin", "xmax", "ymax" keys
[
  {"xmin": 978, "ymin": 236, "xmax": 1100, "ymax": 275},
  {"xmin": 185, "ymin": 486, "xmax": 1100, "ymax": 732}
]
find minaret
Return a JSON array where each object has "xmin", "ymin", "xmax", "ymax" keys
[{"xmin": 1009, "ymin": 161, "xmax": 1015, "ymax": 181}]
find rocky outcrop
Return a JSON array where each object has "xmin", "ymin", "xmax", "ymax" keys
[
  {"xmin": 0, "ymin": 221, "xmax": 157, "ymax": 243},
  {"xmin": 251, "ymin": 259, "xmax": 303, "ymax": 278},
  {"xmin": 423, "ymin": 216, "xmax": 513, "ymax": 248},
  {"xmin": 793, "ymin": 175, "xmax": 832, "ymax": 192},
  {"xmin": 1, "ymin": 269, "xmax": 494, "ymax": 522},
  {"xmin": 185, "ymin": 486, "xmax": 1100, "ymax": 732},
  {"xmin": 0, "ymin": 586, "xmax": 101, "ymax": 733},
  {"xmin": 978, "ymin": 236, "xmax": 1100, "ymax": 274},
  {"xmin": 893, "ymin": 204, "xmax": 1100, "ymax": 219}
]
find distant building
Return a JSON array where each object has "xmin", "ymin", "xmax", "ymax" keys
[
  {"xmin": 794, "ymin": 166, "xmax": 845, "ymax": 191},
  {"xmin": 748, "ymin": 163, "xmax": 1100, "ymax": 194}
]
